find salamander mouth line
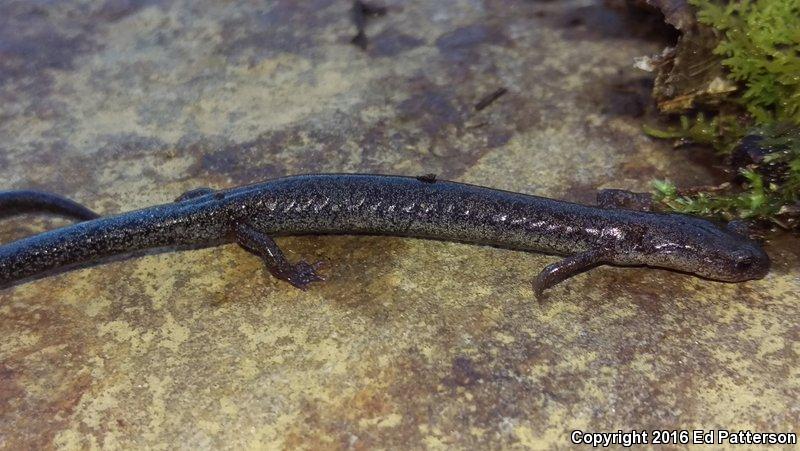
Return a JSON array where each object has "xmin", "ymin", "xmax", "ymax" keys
[{"xmin": 0, "ymin": 174, "xmax": 770, "ymax": 297}]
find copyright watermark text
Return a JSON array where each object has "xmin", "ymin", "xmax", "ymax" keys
[{"xmin": 570, "ymin": 429, "xmax": 797, "ymax": 447}]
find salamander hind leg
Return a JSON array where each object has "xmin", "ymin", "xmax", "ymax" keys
[
  {"xmin": 533, "ymin": 248, "xmax": 611, "ymax": 298},
  {"xmin": 235, "ymin": 223, "xmax": 324, "ymax": 290},
  {"xmin": 0, "ymin": 190, "xmax": 99, "ymax": 221}
]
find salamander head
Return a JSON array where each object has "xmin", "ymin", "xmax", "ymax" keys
[{"xmin": 638, "ymin": 214, "xmax": 770, "ymax": 282}]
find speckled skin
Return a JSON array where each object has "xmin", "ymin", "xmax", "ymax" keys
[{"xmin": 0, "ymin": 174, "xmax": 769, "ymax": 291}]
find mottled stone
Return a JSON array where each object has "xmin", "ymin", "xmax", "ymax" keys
[{"xmin": 0, "ymin": 0, "xmax": 797, "ymax": 449}]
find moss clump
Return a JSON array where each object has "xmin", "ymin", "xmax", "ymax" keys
[
  {"xmin": 654, "ymin": 123, "xmax": 800, "ymax": 227},
  {"xmin": 646, "ymin": 0, "xmax": 800, "ymax": 229},
  {"xmin": 697, "ymin": 0, "xmax": 800, "ymax": 123}
]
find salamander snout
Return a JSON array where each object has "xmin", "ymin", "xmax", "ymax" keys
[
  {"xmin": 690, "ymin": 227, "xmax": 770, "ymax": 282},
  {"xmin": 641, "ymin": 215, "xmax": 770, "ymax": 283},
  {"xmin": 728, "ymin": 245, "xmax": 770, "ymax": 280}
]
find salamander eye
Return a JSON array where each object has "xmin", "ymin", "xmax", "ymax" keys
[{"xmin": 733, "ymin": 251, "xmax": 754, "ymax": 271}]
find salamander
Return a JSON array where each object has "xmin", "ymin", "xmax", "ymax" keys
[{"xmin": 0, "ymin": 174, "xmax": 770, "ymax": 296}]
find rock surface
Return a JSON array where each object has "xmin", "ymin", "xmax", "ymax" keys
[{"xmin": 1, "ymin": 0, "xmax": 797, "ymax": 448}]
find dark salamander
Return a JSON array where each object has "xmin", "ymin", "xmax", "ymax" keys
[{"xmin": 0, "ymin": 174, "xmax": 769, "ymax": 296}]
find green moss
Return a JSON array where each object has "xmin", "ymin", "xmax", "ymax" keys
[
  {"xmin": 653, "ymin": 124, "xmax": 800, "ymax": 228},
  {"xmin": 694, "ymin": 0, "xmax": 800, "ymax": 123},
  {"xmin": 654, "ymin": 171, "xmax": 772, "ymax": 221},
  {"xmin": 647, "ymin": 0, "xmax": 800, "ymax": 229},
  {"xmin": 643, "ymin": 113, "xmax": 744, "ymax": 153}
]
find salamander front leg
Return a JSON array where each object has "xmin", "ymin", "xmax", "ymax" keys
[
  {"xmin": 533, "ymin": 248, "xmax": 610, "ymax": 298},
  {"xmin": 235, "ymin": 224, "xmax": 324, "ymax": 290},
  {"xmin": 175, "ymin": 187, "xmax": 215, "ymax": 202},
  {"xmin": 596, "ymin": 189, "xmax": 652, "ymax": 211}
]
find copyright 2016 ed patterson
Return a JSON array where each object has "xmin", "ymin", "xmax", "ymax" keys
[{"xmin": 571, "ymin": 429, "xmax": 797, "ymax": 447}]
